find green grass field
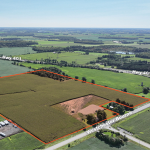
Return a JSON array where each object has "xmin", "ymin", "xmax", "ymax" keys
[
  {"xmin": 20, "ymin": 63, "xmax": 150, "ymax": 94},
  {"xmin": 117, "ymin": 107, "xmax": 150, "ymax": 144},
  {"xmin": 136, "ymin": 93, "xmax": 150, "ymax": 99},
  {"xmin": 0, "ymin": 132, "xmax": 44, "ymax": 150},
  {"xmin": 0, "ymin": 47, "xmax": 36, "ymax": 56},
  {"xmin": 0, "ymin": 73, "xmax": 145, "ymax": 143},
  {"xmin": 15, "ymin": 52, "xmax": 100, "ymax": 64},
  {"xmin": 68, "ymin": 137, "xmax": 147, "ymax": 150},
  {"xmin": 0, "ymin": 116, "xmax": 5, "ymax": 121},
  {"xmin": 0, "ymin": 60, "xmax": 33, "ymax": 77},
  {"xmin": 34, "ymin": 40, "xmax": 100, "ymax": 47}
]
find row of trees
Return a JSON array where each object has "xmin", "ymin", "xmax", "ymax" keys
[
  {"xmin": 30, "ymin": 67, "xmax": 70, "ymax": 81},
  {"xmin": 74, "ymin": 39, "xmax": 104, "ymax": 44},
  {"xmin": 0, "ymin": 40, "xmax": 38, "ymax": 47},
  {"xmin": 136, "ymin": 52, "xmax": 150, "ymax": 59},
  {"xmin": 116, "ymin": 98, "xmax": 133, "ymax": 107},
  {"xmin": 98, "ymin": 36, "xmax": 138, "ymax": 40},
  {"xmin": 32, "ymin": 45, "xmax": 150, "ymax": 53}
]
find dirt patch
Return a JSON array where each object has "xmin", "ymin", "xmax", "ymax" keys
[
  {"xmin": 52, "ymin": 95, "xmax": 109, "ymax": 116},
  {"xmin": 78, "ymin": 104, "xmax": 104, "ymax": 115},
  {"xmin": 60, "ymin": 95, "xmax": 93, "ymax": 115}
]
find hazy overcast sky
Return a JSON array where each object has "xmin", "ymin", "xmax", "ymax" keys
[{"xmin": 0, "ymin": 0, "xmax": 150, "ymax": 28}]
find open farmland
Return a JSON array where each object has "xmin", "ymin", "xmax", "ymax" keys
[
  {"xmin": 0, "ymin": 47, "xmax": 36, "ymax": 56},
  {"xmin": 0, "ymin": 60, "xmax": 33, "ymax": 77},
  {"xmin": 0, "ymin": 132, "xmax": 44, "ymax": 150},
  {"xmin": 20, "ymin": 63, "xmax": 150, "ymax": 94},
  {"xmin": 0, "ymin": 72, "xmax": 147, "ymax": 143},
  {"xmin": 15, "ymin": 52, "xmax": 100, "ymax": 65},
  {"xmin": 118, "ymin": 107, "xmax": 150, "ymax": 144},
  {"xmin": 35, "ymin": 40, "xmax": 99, "ymax": 47}
]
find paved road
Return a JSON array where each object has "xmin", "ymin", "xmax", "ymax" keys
[
  {"xmin": 45, "ymin": 102, "xmax": 150, "ymax": 150},
  {"xmin": 105, "ymin": 126, "xmax": 150, "ymax": 149}
]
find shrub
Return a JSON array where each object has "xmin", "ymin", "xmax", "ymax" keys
[{"xmin": 116, "ymin": 98, "xmax": 120, "ymax": 103}]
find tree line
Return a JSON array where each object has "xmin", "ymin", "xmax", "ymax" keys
[
  {"xmin": 0, "ymin": 40, "xmax": 38, "ymax": 47},
  {"xmin": 32, "ymin": 45, "xmax": 150, "ymax": 53},
  {"xmin": 31, "ymin": 69, "xmax": 69, "ymax": 81},
  {"xmin": 98, "ymin": 36, "xmax": 138, "ymax": 40},
  {"xmin": 74, "ymin": 39, "xmax": 104, "ymax": 44}
]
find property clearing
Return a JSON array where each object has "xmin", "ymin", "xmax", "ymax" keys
[{"xmin": 78, "ymin": 104, "xmax": 104, "ymax": 115}]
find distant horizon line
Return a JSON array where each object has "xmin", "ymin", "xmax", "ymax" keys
[{"xmin": 0, "ymin": 27, "xmax": 150, "ymax": 29}]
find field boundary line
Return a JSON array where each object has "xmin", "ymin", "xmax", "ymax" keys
[{"xmin": 0, "ymin": 69, "xmax": 149, "ymax": 144}]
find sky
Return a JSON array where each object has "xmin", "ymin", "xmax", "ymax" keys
[{"xmin": 0, "ymin": 0, "xmax": 150, "ymax": 28}]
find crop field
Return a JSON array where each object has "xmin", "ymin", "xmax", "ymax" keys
[
  {"xmin": 15, "ymin": 52, "xmax": 100, "ymax": 64},
  {"xmin": 118, "ymin": 107, "xmax": 150, "ymax": 144},
  {"xmin": 0, "ymin": 132, "xmax": 44, "ymax": 150},
  {"xmin": 0, "ymin": 60, "xmax": 33, "ymax": 77},
  {"xmin": 35, "ymin": 40, "xmax": 100, "ymax": 47},
  {"xmin": 68, "ymin": 137, "xmax": 147, "ymax": 150},
  {"xmin": 0, "ymin": 73, "xmax": 146, "ymax": 143},
  {"xmin": 0, "ymin": 47, "xmax": 36, "ymax": 56},
  {"xmin": 20, "ymin": 63, "xmax": 150, "ymax": 94}
]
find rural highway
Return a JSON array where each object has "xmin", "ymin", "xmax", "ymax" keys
[
  {"xmin": 45, "ymin": 102, "xmax": 150, "ymax": 150},
  {"xmin": 105, "ymin": 126, "xmax": 150, "ymax": 149}
]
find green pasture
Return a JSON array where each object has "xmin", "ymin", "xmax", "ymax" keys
[
  {"xmin": 118, "ymin": 107, "xmax": 150, "ymax": 144},
  {"xmin": 136, "ymin": 93, "xmax": 150, "ymax": 99},
  {"xmin": 37, "ymin": 40, "xmax": 73, "ymax": 45},
  {"xmin": 35, "ymin": 40, "xmax": 100, "ymax": 47},
  {"xmin": 15, "ymin": 52, "xmax": 100, "ymax": 64},
  {"xmin": 0, "ymin": 132, "xmax": 44, "ymax": 150},
  {"xmin": 0, "ymin": 73, "xmax": 145, "ymax": 143},
  {"xmin": 0, "ymin": 47, "xmax": 36, "ymax": 56},
  {"xmin": 20, "ymin": 62, "xmax": 150, "ymax": 94},
  {"xmin": 68, "ymin": 137, "xmax": 147, "ymax": 150},
  {"xmin": 0, "ymin": 60, "xmax": 33, "ymax": 77}
]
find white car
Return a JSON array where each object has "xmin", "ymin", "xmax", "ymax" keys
[
  {"xmin": 4, "ymin": 120, "xmax": 9, "ymax": 125},
  {"xmin": 0, "ymin": 122, "xmax": 5, "ymax": 126}
]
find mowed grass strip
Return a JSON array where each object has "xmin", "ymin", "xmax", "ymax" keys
[
  {"xmin": 118, "ymin": 107, "xmax": 150, "ymax": 144},
  {"xmin": 0, "ymin": 74, "xmax": 146, "ymax": 143}
]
